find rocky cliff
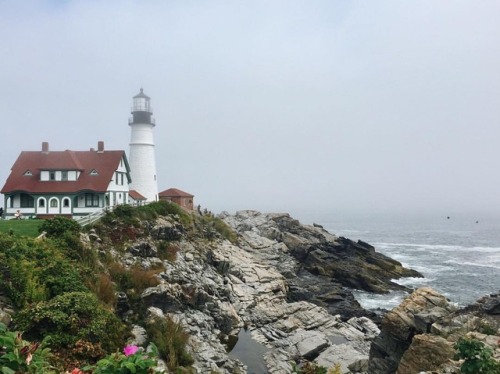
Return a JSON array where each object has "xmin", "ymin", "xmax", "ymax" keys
[
  {"xmin": 368, "ymin": 287, "xmax": 500, "ymax": 374},
  {"xmin": 87, "ymin": 209, "xmax": 423, "ymax": 373}
]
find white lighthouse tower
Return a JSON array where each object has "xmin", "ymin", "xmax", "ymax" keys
[{"xmin": 128, "ymin": 88, "xmax": 158, "ymax": 202}]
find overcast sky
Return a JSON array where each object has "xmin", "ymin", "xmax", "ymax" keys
[{"xmin": 1, "ymin": 1, "xmax": 499, "ymax": 219}]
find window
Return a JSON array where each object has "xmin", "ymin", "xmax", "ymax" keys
[
  {"xmin": 50, "ymin": 171, "xmax": 56, "ymax": 181},
  {"xmin": 90, "ymin": 169, "xmax": 98, "ymax": 176},
  {"xmin": 121, "ymin": 173, "xmax": 124, "ymax": 185},
  {"xmin": 24, "ymin": 170, "xmax": 32, "ymax": 176},
  {"xmin": 61, "ymin": 171, "xmax": 68, "ymax": 181},
  {"xmin": 63, "ymin": 198, "xmax": 70, "ymax": 208},
  {"xmin": 50, "ymin": 199, "xmax": 58, "ymax": 208},
  {"xmin": 38, "ymin": 199, "xmax": 45, "ymax": 207},
  {"xmin": 85, "ymin": 193, "xmax": 100, "ymax": 207},
  {"xmin": 20, "ymin": 193, "xmax": 34, "ymax": 208}
]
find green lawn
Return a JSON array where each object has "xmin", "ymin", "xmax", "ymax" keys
[{"xmin": 0, "ymin": 219, "xmax": 44, "ymax": 237}]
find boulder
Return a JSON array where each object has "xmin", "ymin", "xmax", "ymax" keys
[
  {"xmin": 368, "ymin": 287, "xmax": 454, "ymax": 374},
  {"xmin": 128, "ymin": 241, "xmax": 157, "ymax": 257},
  {"xmin": 396, "ymin": 334, "xmax": 454, "ymax": 374},
  {"xmin": 289, "ymin": 329, "xmax": 329, "ymax": 359}
]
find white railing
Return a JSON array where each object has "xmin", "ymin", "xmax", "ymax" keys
[{"xmin": 75, "ymin": 208, "xmax": 107, "ymax": 227}]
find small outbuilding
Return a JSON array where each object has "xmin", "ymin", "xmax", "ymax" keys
[
  {"xmin": 159, "ymin": 188, "xmax": 194, "ymax": 210},
  {"xmin": 128, "ymin": 190, "xmax": 147, "ymax": 206}
]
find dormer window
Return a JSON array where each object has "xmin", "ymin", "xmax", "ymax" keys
[
  {"xmin": 24, "ymin": 170, "xmax": 32, "ymax": 176},
  {"xmin": 61, "ymin": 171, "xmax": 68, "ymax": 181},
  {"xmin": 50, "ymin": 171, "xmax": 56, "ymax": 181},
  {"xmin": 90, "ymin": 169, "xmax": 99, "ymax": 176}
]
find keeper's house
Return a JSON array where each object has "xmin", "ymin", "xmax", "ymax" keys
[{"xmin": 1, "ymin": 141, "xmax": 131, "ymax": 220}]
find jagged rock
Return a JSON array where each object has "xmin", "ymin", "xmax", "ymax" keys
[
  {"xmin": 128, "ymin": 241, "xmax": 157, "ymax": 257},
  {"xmin": 348, "ymin": 358, "xmax": 369, "ymax": 373},
  {"xmin": 414, "ymin": 306, "xmax": 450, "ymax": 333},
  {"xmin": 479, "ymin": 293, "xmax": 500, "ymax": 314},
  {"xmin": 151, "ymin": 217, "xmax": 183, "ymax": 241},
  {"xmin": 397, "ymin": 334, "xmax": 455, "ymax": 374},
  {"xmin": 224, "ymin": 210, "xmax": 423, "ymax": 296},
  {"xmin": 118, "ymin": 210, "xmax": 425, "ymax": 373},
  {"xmin": 368, "ymin": 287, "xmax": 454, "ymax": 374},
  {"xmin": 290, "ymin": 329, "xmax": 330, "ymax": 359}
]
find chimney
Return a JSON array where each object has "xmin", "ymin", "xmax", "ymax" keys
[
  {"xmin": 42, "ymin": 142, "xmax": 49, "ymax": 154},
  {"xmin": 97, "ymin": 141, "xmax": 104, "ymax": 153}
]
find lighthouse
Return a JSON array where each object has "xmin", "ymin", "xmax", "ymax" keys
[{"xmin": 128, "ymin": 88, "xmax": 159, "ymax": 202}]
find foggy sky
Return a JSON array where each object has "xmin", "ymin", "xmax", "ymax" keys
[{"xmin": 1, "ymin": 1, "xmax": 500, "ymax": 218}]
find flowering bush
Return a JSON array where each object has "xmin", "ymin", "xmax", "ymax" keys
[
  {"xmin": 0, "ymin": 322, "xmax": 54, "ymax": 373},
  {"xmin": 82, "ymin": 343, "xmax": 159, "ymax": 373}
]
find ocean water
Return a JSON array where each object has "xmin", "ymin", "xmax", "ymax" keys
[{"xmin": 299, "ymin": 211, "xmax": 500, "ymax": 310}]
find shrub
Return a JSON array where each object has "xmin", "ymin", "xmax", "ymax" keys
[
  {"xmin": 15, "ymin": 292, "xmax": 128, "ymax": 352},
  {"xmin": 5, "ymin": 259, "xmax": 49, "ymax": 308},
  {"xmin": 82, "ymin": 343, "xmax": 159, "ymax": 374},
  {"xmin": 39, "ymin": 217, "xmax": 81, "ymax": 238},
  {"xmin": 455, "ymin": 337, "xmax": 500, "ymax": 374},
  {"xmin": 108, "ymin": 263, "xmax": 160, "ymax": 294},
  {"xmin": 211, "ymin": 217, "xmax": 238, "ymax": 243},
  {"xmin": 195, "ymin": 215, "xmax": 238, "ymax": 243},
  {"xmin": 136, "ymin": 201, "xmax": 193, "ymax": 226},
  {"xmin": 146, "ymin": 316, "xmax": 194, "ymax": 370},
  {"xmin": 0, "ymin": 322, "xmax": 55, "ymax": 373},
  {"xmin": 157, "ymin": 241, "xmax": 180, "ymax": 262},
  {"xmin": 92, "ymin": 273, "xmax": 117, "ymax": 307},
  {"xmin": 478, "ymin": 320, "xmax": 498, "ymax": 336},
  {"xmin": 110, "ymin": 205, "xmax": 139, "ymax": 226}
]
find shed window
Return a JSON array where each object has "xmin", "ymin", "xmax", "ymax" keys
[{"xmin": 50, "ymin": 199, "xmax": 58, "ymax": 208}]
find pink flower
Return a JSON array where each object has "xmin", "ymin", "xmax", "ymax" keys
[
  {"xmin": 71, "ymin": 369, "xmax": 83, "ymax": 374},
  {"xmin": 123, "ymin": 345, "xmax": 139, "ymax": 356}
]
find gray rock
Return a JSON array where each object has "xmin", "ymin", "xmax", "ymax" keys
[
  {"xmin": 128, "ymin": 241, "xmax": 157, "ymax": 257},
  {"xmin": 290, "ymin": 330, "xmax": 329, "ymax": 359},
  {"xmin": 130, "ymin": 325, "xmax": 148, "ymax": 346}
]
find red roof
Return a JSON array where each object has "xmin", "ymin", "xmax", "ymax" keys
[
  {"xmin": 1, "ymin": 149, "xmax": 128, "ymax": 194},
  {"xmin": 159, "ymin": 188, "xmax": 194, "ymax": 198},
  {"xmin": 129, "ymin": 189, "xmax": 146, "ymax": 200}
]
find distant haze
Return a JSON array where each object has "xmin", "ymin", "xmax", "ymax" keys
[{"xmin": 1, "ymin": 1, "xmax": 500, "ymax": 218}]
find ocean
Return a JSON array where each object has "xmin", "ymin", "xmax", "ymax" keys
[{"xmin": 299, "ymin": 211, "xmax": 500, "ymax": 310}]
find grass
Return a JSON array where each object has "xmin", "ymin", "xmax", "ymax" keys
[{"xmin": 0, "ymin": 219, "xmax": 44, "ymax": 237}]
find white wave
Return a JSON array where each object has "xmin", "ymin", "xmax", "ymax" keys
[
  {"xmin": 375, "ymin": 242, "xmax": 500, "ymax": 253},
  {"xmin": 411, "ymin": 264, "xmax": 455, "ymax": 274},
  {"xmin": 353, "ymin": 290, "xmax": 408, "ymax": 310},
  {"xmin": 444, "ymin": 259, "xmax": 500, "ymax": 270},
  {"xmin": 392, "ymin": 277, "xmax": 434, "ymax": 286},
  {"xmin": 469, "ymin": 246, "xmax": 500, "ymax": 253}
]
